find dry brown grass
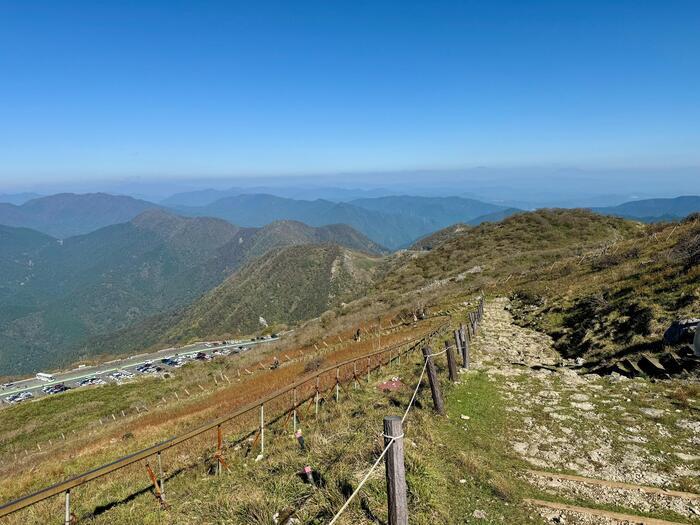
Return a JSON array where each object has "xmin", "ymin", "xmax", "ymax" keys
[{"xmin": 0, "ymin": 314, "xmax": 444, "ymax": 520}]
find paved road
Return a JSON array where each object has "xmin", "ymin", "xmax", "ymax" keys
[{"xmin": 1, "ymin": 336, "xmax": 279, "ymax": 403}]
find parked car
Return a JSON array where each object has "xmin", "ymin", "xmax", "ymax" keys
[
  {"xmin": 77, "ymin": 377, "xmax": 106, "ymax": 387},
  {"xmin": 4, "ymin": 391, "xmax": 33, "ymax": 404},
  {"xmin": 109, "ymin": 370, "xmax": 134, "ymax": 382},
  {"xmin": 42, "ymin": 384, "xmax": 70, "ymax": 395}
]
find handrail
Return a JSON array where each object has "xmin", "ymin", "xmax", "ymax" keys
[{"xmin": 0, "ymin": 319, "xmax": 449, "ymax": 518}]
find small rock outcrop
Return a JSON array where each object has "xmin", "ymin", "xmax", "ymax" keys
[{"xmin": 663, "ymin": 319, "xmax": 700, "ymax": 346}]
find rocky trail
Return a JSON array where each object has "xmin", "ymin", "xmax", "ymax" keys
[{"xmin": 472, "ymin": 297, "xmax": 700, "ymax": 524}]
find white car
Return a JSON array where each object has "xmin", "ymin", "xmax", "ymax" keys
[
  {"xmin": 109, "ymin": 370, "xmax": 135, "ymax": 382},
  {"xmin": 5, "ymin": 391, "xmax": 33, "ymax": 404}
]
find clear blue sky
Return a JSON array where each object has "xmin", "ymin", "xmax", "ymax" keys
[{"xmin": 1, "ymin": 0, "xmax": 699, "ymax": 184}]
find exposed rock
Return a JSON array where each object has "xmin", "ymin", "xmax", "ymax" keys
[
  {"xmin": 663, "ymin": 319, "xmax": 700, "ymax": 346},
  {"xmin": 659, "ymin": 351, "xmax": 683, "ymax": 373},
  {"xmin": 472, "ymin": 509, "xmax": 487, "ymax": 519},
  {"xmin": 637, "ymin": 354, "xmax": 667, "ymax": 377},
  {"xmin": 639, "ymin": 408, "xmax": 665, "ymax": 418}
]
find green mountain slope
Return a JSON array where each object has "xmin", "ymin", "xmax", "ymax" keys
[
  {"xmin": 175, "ymin": 193, "xmax": 422, "ymax": 249},
  {"xmin": 350, "ymin": 195, "xmax": 507, "ymax": 225},
  {"xmin": 379, "ymin": 209, "xmax": 639, "ymax": 296},
  {"xmin": 409, "ymin": 223, "xmax": 471, "ymax": 251},
  {"xmin": 0, "ymin": 193, "xmax": 160, "ymax": 238},
  {"xmin": 506, "ymin": 213, "xmax": 699, "ymax": 366},
  {"xmin": 0, "ymin": 213, "xmax": 384, "ymax": 375},
  {"xmin": 378, "ymin": 208, "xmax": 698, "ymax": 367},
  {"xmin": 164, "ymin": 244, "xmax": 381, "ymax": 342},
  {"xmin": 468, "ymin": 207, "xmax": 521, "ymax": 225},
  {"xmin": 593, "ymin": 195, "xmax": 700, "ymax": 221}
]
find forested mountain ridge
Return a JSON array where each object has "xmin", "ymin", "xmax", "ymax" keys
[{"xmin": 0, "ymin": 211, "xmax": 384, "ymax": 375}]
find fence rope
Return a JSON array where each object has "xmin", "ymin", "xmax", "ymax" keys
[
  {"xmin": 328, "ymin": 333, "xmax": 448, "ymax": 523},
  {"xmin": 327, "ymin": 435, "xmax": 399, "ymax": 525},
  {"xmin": 328, "ymin": 303, "xmax": 482, "ymax": 523},
  {"xmin": 400, "ymin": 343, "xmax": 455, "ymax": 423},
  {"xmin": 402, "ymin": 358, "xmax": 428, "ymax": 423}
]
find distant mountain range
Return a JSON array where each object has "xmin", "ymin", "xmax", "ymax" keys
[
  {"xmin": 592, "ymin": 195, "xmax": 700, "ymax": 222},
  {"xmin": 174, "ymin": 193, "xmax": 515, "ymax": 249},
  {"xmin": 0, "ymin": 210, "xmax": 382, "ymax": 374},
  {"xmin": 0, "ymin": 193, "xmax": 159, "ymax": 238},
  {"xmin": 2, "ymin": 191, "xmax": 697, "ymax": 255},
  {"xmin": 160, "ymin": 185, "xmax": 395, "ymax": 206},
  {"xmin": 0, "ymin": 193, "xmax": 43, "ymax": 205},
  {"xmin": 0, "ymin": 192, "xmax": 516, "ymax": 249}
]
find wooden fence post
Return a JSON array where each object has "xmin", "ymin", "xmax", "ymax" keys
[
  {"xmin": 384, "ymin": 416, "xmax": 408, "ymax": 525},
  {"xmin": 444, "ymin": 340, "xmax": 458, "ymax": 382},
  {"xmin": 421, "ymin": 347, "xmax": 445, "ymax": 415},
  {"xmin": 453, "ymin": 329, "xmax": 463, "ymax": 364},
  {"xmin": 460, "ymin": 326, "xmax": 469, "ymax": 368}
]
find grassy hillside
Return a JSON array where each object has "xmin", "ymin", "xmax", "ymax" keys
[
  {"xmin": 378, "ymin": 209, "xmax": 640, "ymax": 298},
  {"xmin": 0, "ymin": 210, "xmax": 697, "ymax": 524},
  {"xmin": 380, "ymin": 208, "xmax": 698, "ymax": 368},
  {"xmin": 506, "ymin": 213, "xmax": 700, "ymax": 365},
  {"xmin": 164, "ymin": 244, "xmax": 381, "ymax": 342},
  {"xmin": 409, "ymin": 223, "xmax": 470, "ymax": 250}
]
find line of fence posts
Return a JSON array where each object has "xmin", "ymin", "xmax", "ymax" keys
[
  {"xmin": 9, "ymin": 302, "xmax": 488, "ymax": 524},
  {"xmin": 380, "ymin": 295, "xmax": 483, "ymax": 523}
]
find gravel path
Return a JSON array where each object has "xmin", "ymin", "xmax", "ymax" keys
[{"xmin": 473, "ymin": 297, "xmax": 700, "ymax": 523}]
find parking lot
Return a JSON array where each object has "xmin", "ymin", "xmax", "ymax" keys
[{"xmin": 1, "ymin": 336, "xmax": 279, "ymax": 405}]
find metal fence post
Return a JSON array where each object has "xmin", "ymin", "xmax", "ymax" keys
[
  {"xmin": 335, "ymin": 367, "xmax": 340, "ymax": 402},
  {"xmin": 64, "ymin": 490, "xmax": 70, "ymax": 525},
  {"xmin": 158, "ymin": 451, "xmax": 165, "ymax": 497},
  {"xmin": 293, "ymin": 388, "xmax": 298, "ymax": 433},
  {"xmin": 315, "ymin": 377, "xmax": 320, "ymax": 416},
  {"xmin": 384, "ymin": 416, "xmax": 408, "ymax": 525},
  {"xmin": 260, "ymin": 404, "xmax": 265, "ymax": 456}
]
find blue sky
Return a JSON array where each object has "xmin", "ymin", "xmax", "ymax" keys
[{"xmin": 0, "ymin": 1, "xmax": 699, "ymax": 185}]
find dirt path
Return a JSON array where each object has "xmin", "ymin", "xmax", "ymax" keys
[{"xmin": 473, "ymin": 297, "xmax": 700, "ymax": 524}]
